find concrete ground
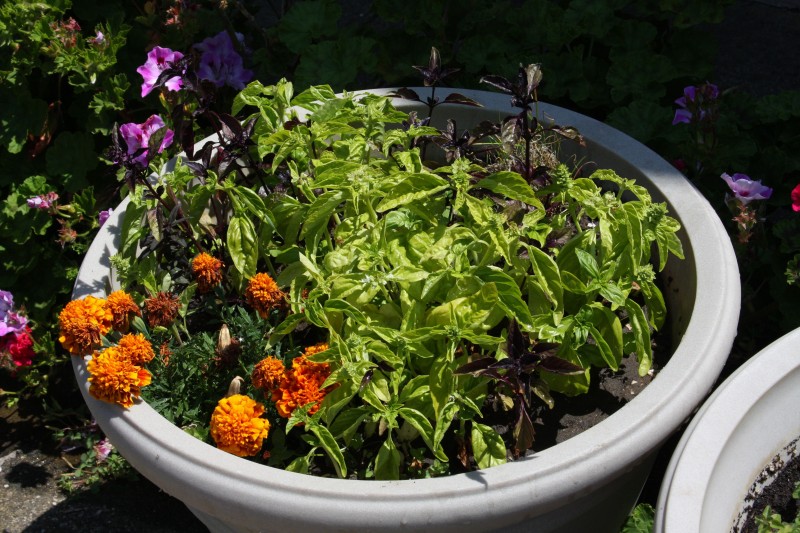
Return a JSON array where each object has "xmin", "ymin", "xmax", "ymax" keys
[{"xmin": 2, "ymin": 1, "xmax": 798, "ymax": 531}]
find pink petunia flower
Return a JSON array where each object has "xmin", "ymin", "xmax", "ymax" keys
[
  {"xmin": 118, "ymin": 115, "xmax": 174, "ymax": 168},
  {"xmin": 136, "ymin": 46, "xmax": 184, "ymax": 98}
]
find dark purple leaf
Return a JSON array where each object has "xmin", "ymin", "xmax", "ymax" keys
[
  {"xmin": 538, "ymin": 355, "xmax": 584, "ymax": 375},
  {"xmin": 389, "ymin": 87, "xmax": 421, "ymax": 101},
  {"xmin": 479, "ymin": 75, "xmax": 514, "ymax": 94},
  {"xmin": 359, "ymin": 368, "xmax": 374, "ymax": 392},
  {"xmin": 455, "ymin": 357, "xmax": 498, "ymax": 375},
  {"xmin": 442, "ymin": 93, "xmax": 483, "ymax": 107},
  {"xmin": 514, "ymin": 407, "xmax": 535, "ymax": 453}
]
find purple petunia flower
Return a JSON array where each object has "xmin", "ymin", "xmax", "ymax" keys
[
  {"xmin": 98, "ymin": 208, "xmax": 113, "ymax": 227},
  {"xmin": 0, "ymin": 288, "xmax": 27, "ymax": 338},
  {"xmin": 672, "ymin": 83, "xmax": 720, "ymax": 126},
  {"xmin": 194, "ymin": 31, "xmax": 253, "ymax": 90},
  {"xmin": 136, "ymin": 46, "xmax": 185, "ymax": 98},
  {"xmin": 721, "ymin": 172, "xmax": 773, "ymax": 204},
  {"xmin": 0, "ymin": 290, "xmax": 13, "ymax": 321},
  {"xmin": 119, "ymin": 115, "xmax": 175, "ymax": 168},
  {"xmin": 0, "ymin": 311, "xmax": 27, "ymax": 338}
]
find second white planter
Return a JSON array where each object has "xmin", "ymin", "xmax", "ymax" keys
[{"xmin": 656, "ymin": 328, "xmax": 800, "ymax": 532}]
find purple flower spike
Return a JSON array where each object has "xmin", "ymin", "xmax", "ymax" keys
[
  {"xmin": 119, "ymin": 115, "xmax": 175, "ymax": 168},
  {"xmin": 137, "ymin": 46, "xmax": 185, "ymax": 98},
  {"xmin": 98, "ymin": 208, "xmax": 113, "ymax": 227},
  {"xmin": 194, "ymin": 31, "xmax": 253, "ymax": 90},
  {"xmin": 721, "ymin": 172, "xmax": 773, "ymax": 204}
]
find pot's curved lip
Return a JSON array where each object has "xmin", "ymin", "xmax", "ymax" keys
[
  {"xmin": 655, "ymin": 328, "xmax": 800, "ymax": 532},
  {"xmin": 72, "ymin": 88, "xmax": 740, "ymax": 530}
]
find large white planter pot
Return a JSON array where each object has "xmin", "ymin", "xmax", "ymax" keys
[
  {"xmin": 655, "ymin": 328, "xmax": 800, "ymax": 532},
  {"xmin": 72, "ymin": 88, "xmax": 740, "ymax": 532}
]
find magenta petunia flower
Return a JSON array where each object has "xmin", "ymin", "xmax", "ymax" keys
[
  {"xmin": 98, "ymin": 208, "xmax": 113, "ymax": 227},
  {"xmin": 194, "ymin": 31, "xmax": 253, "ymax": 90},
  {"xmin": 136, "ymin": 46, "xmax": 184, "ymax": 98},
  {"xmin": 791, "ymin": 184, "xmax": 800, "ymax": 212},
  {"xmin": 119, "ymin": 115, "xmax": 175, "ymax": 168},
  {"xmin": 721, "ymin": 172, "xmax": 773, "ymax": 204},
  {"xmin": 1, "ymin": 326, "xmax": 35, "ymax": 367}
]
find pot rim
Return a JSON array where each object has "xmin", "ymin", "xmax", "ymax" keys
[
  {"xmin": 656, "ymin": 328, "xmax": 800, "ymax": 532},
  {"xmin": 72, "ymin": 88, "xmax": 740, "ymax": 530}
]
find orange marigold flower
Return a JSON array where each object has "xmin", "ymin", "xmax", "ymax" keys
[
  {"xmin": 273, "ymin": 345, "xmax": 332, "ymax": 419},
  {"xmin": 58, "ymin": 296, "xmax": 113, "ymax": 355},
  {"xmin": 144, "ymin": 292, "xmax": 180, "ymax": 328},
  {"xmin": 192, "ymin": 253, "xmax": 224, "ymax": 293},
  {"xmin": 245, "ymin": 273, "xmax": 285, "ymax": 318},
  {"xmin": 210, "ymin": 394, "xmax": 270, "ymax": 457},
  {"xmin": 106, "ymin": 290, "xmax": 141, "ymax": 332},
  {"xmin": 252, "ymin": 356, "xmax": 286, "ymax": 393},
  {"xmin": 87, "ymin": 346, "xmax": 152, "ymax": 408},
  {"xmin": 117, "ymin": 333, "xmax": 156, "ymax": 365}
]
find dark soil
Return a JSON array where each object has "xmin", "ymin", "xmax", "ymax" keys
[{"xmin": 735, "ymin": 437, "xmax": 800, "ymax": 533}]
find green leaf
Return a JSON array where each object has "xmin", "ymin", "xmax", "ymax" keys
[
  {"xmin": 278, "ymin": 0, "xmax": 342, "ymax": 54},
  {"xmin": 432, "ymin": 401, "xmax": 459, "ymax": 451},
  {"xmin": 227, "ymin": 216, "xmax": 258, "ymax": 279},
  {"xmin": 324, "ymin": 298, "xmax": 369, "ymax": 325},
  {"xmin": 620, "ymin": 503, "xmax": 655, "ymax": 533},
  {"xmin": 374, "ymin": 435, "xmax": 402, "ymax": 480},
  {"xmin": 474, "ymin": 266, "xmax": 534, "ymax": 329},
  {"xmin": 398, "ymin": 407, "xmax": 446, "ymax": 461},
  {"xmin": 527, "ymin": 245, "xmax": 564, "ymax": 313},
  {"xmin": 301, "ymin": 189, "xmax": 345, "ymax": 240},
  {"xmin": 624, "ymin": 299, "xmax": 653, "ymax": 376},
  {"xmin": 429, "ymin": 354, "xmax": 455, "ymax": 419},
  {"xmin": 472, "ymin": 171, "xmax": 544, "ymax": 209},
  {"xmin": 308, "ymin": 421, "xmax": 347, "ymax": 478},
  {"xmin": 328, "ymin": 406, "xmax": 369, "ymax": 443},
  {"xmin": 285, "ymin": 455, "xmax": 311, "ymax": 474},
  {"xmin": 376, "ymin": 172, "xmax": 449, "ymax": 212},
  {"xmin": 45, "ymin": 131, "xmax": 98, "ymax": 191},
  {"xmin": 471, "ymin": 422, "xmax": 507, "ymax": 469}
]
